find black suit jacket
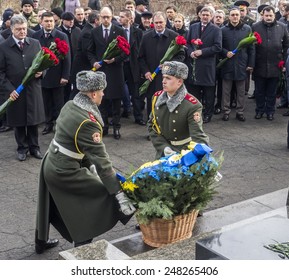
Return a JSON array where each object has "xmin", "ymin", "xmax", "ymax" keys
[
  {"xmin": 87, "ymin": 24, "xmax": 127, "ymax": 99},
  {"xmin": 126, "ymin": 25, "xmax": 143, "ymax": 83},
  {"xmin": 32, "ymin": 28, "xmax": 71, "ymax": 88}
]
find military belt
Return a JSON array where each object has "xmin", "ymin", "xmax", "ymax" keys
[
  {"xmin": 52, "ymin": 139, "xmax": 84, "ymax": 159},
  {"xmin": 170, "ymin": 137, "xmax": 192, "ymax": 146}
]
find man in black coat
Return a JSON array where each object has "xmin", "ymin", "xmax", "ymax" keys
[
  {"xmin": 138, "ymin": 11, "xmax": 185, "ymax": 120},
  {"xmin": 87, "ymin": 6, "xmax": 128, "ymax": 139},
  {"xmin": 186, "ymin": 7, "xmax": 222, "ymax": 123},
  {"xmin": 58, "ymin": 12, "xmax": 81, "ymax": 102},
  {"xmin": 70, "ymin": 11, "xmax": 100, "ymax": 99},
  {"xmin": 0, "ymin": 15, "xmax": 45, "ymax": 161},
  {"xmin": 119, "ymin": 9, "xmax": 145, "ymax": 125},
  {"xmin": 252, "ymin": 6, "xmax": 289, "ymax": 120},
  {"xmin": 32, "ymin": 12, "xmax": 71, "ymax": 135},
  {"xmin": 220, "ymin": 8, "xmax": 255, "ymax": 122}
]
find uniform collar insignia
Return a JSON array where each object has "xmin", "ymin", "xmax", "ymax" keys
[{"xmin": 73, "ymin": 93, "xmax": 104, "ymax": 126}]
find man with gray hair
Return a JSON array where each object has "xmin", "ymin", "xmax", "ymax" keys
[
  {"xmin": 138, "ymin": 11, "xmax": 185, "ymax": 122},
  {"xmin": 0, "ymin": 15, "xmax": 45, "ymax": 161},
  {"xmin": 148, "ymin": 61, "xmax": 209, "ymax": 159}
]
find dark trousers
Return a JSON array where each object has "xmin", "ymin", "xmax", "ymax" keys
[
  {"xmin": 63, "ymin": 82, "xmax": 72, "ymax": 104},
  {"xmin": 254, "ymin": 76, "xmax": 279, "ymax": 115},
  {"xmin": 99, "ymin": 98, "xmax": 121, "ymax": 130},
  {"xmin": 14, "ymin": 125, "xmax": 39, "ymax": 153},
  {"xmin": 215, "ymin": 75, "xmax": 222, "ymax": 109},
  {"xmin": 42, "ymin": 87, "xmax": 64, "ymax": 126},
  {"xmin": 123, "ymin": 62, "xmax": 144, "ymax": 121},
  {"xmin": 191, "ymin": 85, "xmax": 215, "ymax": 117}
]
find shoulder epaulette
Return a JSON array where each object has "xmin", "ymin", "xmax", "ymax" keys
[
  {"xmin": 88, "ymin": 112, "xmax": 97, "ymax": 122},
  {"xmin": 185, "ymin": 93, "xmax": 198, "ymax": 104},
  {"xmin": 154, "ymin": 90, "xmax": 163, "ymax": 97}
]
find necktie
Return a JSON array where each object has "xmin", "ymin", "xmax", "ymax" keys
[
  {"xmin": 104, "ymin": 28, "xmax": 109, "ymax": 42},
  {"xmin": 201, "ymin": 25, "xmax": 205, "ymax": 32},
  {"xmin": 18, "ymin": 41, "xmax": 24, "ymax": 50},
  {"xmin": 125, "ymin": 28, "xmax": 129, "ymax": 42},
  {"xmin": 45, "ymin": 33, "xmax": 50, "ymax": 38}
]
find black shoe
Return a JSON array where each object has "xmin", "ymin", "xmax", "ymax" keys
[
  {"xmin": 135, "ymin": 119, "xmax": 146, "ymax": 126},
  {"xmin": 42, "ymin": 125, "xmax": 53, "ymax": 135},
  {"xmin": 203, "ymin": 116, "xmax": 211, "ymax": 123},
  {"xmin": 146, "ymin": 135, "xmax": 151, "ymax": 141},
  {"xmin": 222, "ymin": 114, "xmax": 229, "ymax": 121},
  {"xmin": 30, "ymin": 150, "xmax": 43, "ymax": 159},
  {"xmin": 35, "ymin": 238, "xmax": 59, "ymax": 254},
  {"xmin": 0, "ymin": 125, "xmax": 13, "ymax": 133},
  {"xmin": 248, "ymin": 94, "xmax": 255, "ymax": 99},
  {"xmin": 277, "ymin": 104, "xmax": 288, "ymax": 109},
  {"xmin": 236, "ymin": 113, "xmax": 246, "ymax": 122},
  {"xmin": 267, "ymin": 114, "xmax": 274, "ymax": 121},
  {"xmin": 283, "ymin": 111, "xmax": 289, "ymax": 116},
  {"xmin": 214, "ymin": 107, "xmax": 221, "ymax": 115},
  {"xmin": 17, "ymin": 152, "xmax": 27, "ymax": 161},
  {"xmin": 113, "ymin": 129, "xmax": 121, "ymax": 140},
  {"xmin": 255, "ymin": 113, "xmax": 263, "ymax": 119}
]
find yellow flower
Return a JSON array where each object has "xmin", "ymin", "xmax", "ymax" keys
[
  {"xmin": 121, "ymin": 181, "xmax": 139, "ymax": 192},
  {"xmin": 187, "ymin": 141, "xmax": 197, "ymax": 150}
]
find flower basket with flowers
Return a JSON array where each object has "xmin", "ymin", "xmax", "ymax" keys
[
  {"xmin": 118, "ymin": 142, "xmax": 223, "ymax": 247},
  {"xmin": 92, "ymin": 35, "xmax": 130, "ymax": 71},
  {"xmin": 276, "ymin": 60, "xmax": 287, "ymax": 99},
  {"xmin": 0, "ymin": 38, "xmax": 69, "ymax": 117},
  {"xmin": 217, "ymin": 32, "xmax": 262, "ymax": 69},
  {"xmin": 190, "ymin": 38, "xmax": 203, "ymax": 82},
  {"xmin": 139, "ymin": 35, "xmax": 187, "ymax": 96}
]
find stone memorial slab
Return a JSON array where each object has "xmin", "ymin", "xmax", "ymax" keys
[
  {"xmin": 59, "ymin": 239, "xmax": 130, "ymax": 260},
  {"xmin": 196, "ymin": 215, "xmax": 289, "ymax": 260}
]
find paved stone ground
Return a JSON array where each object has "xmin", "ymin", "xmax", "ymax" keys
[{"xmin": 1, "ymin": 95, "xmax": 289, "ymax": 260}]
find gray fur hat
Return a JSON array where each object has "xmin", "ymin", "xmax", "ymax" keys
[
  {"xmin": 162, "ymin": 61, "xmax": 188, "ymax": 80},
  {"xmin": 76, "ymin": 71, "xmax": 107, "ymax": 92}
]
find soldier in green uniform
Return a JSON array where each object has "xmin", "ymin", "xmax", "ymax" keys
[
  {"xmin": 35, "ymin": 71, "xmax": 135, "ymax": 254},
  {"xmin": 147, "ymin": 61, "xmax": 209, "ymax": 159}
]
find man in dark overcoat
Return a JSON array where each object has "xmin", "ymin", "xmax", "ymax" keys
[
  {"xmin": 70, "ymin": 10, "xmax": 100, "ymax": 99},
  {"xmin": 138, "ymin": 11, "xmax": 185, "ymax": 120},
  {"xmin": 252, "ymin": 6, "xmax": 289, "ymax": 120},
  {"xmin": 32, "ymin": 11, "xmax": 71, "ymax": 135},
  {"xmin": 87, "ymin": 6, "xmax": 128, "ymax": 140},
  {"xmin": 220, "ymin": 8, "xmax": 255, "ymax": 122},
  {"xmin": 58, "ymin": 12, "xmax": 81, "ymax": 102},
  {"xmin": 0, "ymin": 15, "xmax": 45, "ymax": 161},
  {"xmin": 119, "ymin": 9, "xmax": 145, "ymax": 125},
  {"xmin": 186, "ymin": 7, "xmax": 222, "ymax": 123}
]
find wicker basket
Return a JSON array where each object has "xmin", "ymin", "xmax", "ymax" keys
[{"xmin": 138, "ymin": 209, "xmax": 199, "ymax": 248}]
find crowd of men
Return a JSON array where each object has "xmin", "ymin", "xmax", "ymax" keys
[{"xmin": 1, "ymin": 0, "xmax": 289, "ymax": 161}]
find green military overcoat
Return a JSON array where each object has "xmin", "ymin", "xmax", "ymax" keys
[
  {"xmin": 148, "ymin": 84, "xmax": 209, "ymax": 159},
  {"xmin": 36, "ymin": 93, "xmax": 124, "ymax": 243}
]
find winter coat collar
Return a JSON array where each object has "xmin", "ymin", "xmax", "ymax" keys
[
  {"xmin": 73, "ymin": 92, "xmax": 104, "ymax": 126},
  {"xmin": 227, "ymin": 21, "xmax": 244, "ymax": 29},
  {"xmin": 155, "ymin": 84, "xmax": 187, "ymax": 112}
]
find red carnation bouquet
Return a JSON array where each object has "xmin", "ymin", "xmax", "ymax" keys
[
  {"xmin": 0, "ymin": 38, "xmax": 69, "ymax": 116},
  {"xmin": 139, "ymin": 35, "xmax": 187, "ymax": 95},
  {"xmin": 190, "ymin": 38, "xmax": 203, "ymax": 82},
  {"xmin": 92, "ymin": 35, "xmax": 130, "ymax": 70},
  {"xmin": 276, "ymin": 60, "xmax": 287, "ymax": 98}
]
